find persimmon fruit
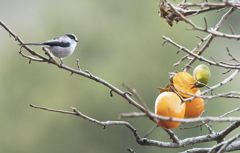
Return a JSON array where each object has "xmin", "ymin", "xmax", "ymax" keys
[
  {"xmin": 173, "ymin": 72, "xmax": 198, "ymax": 98},
  {"xmin": 184, "ymin": 90, "xmax": 204, "ymax": 118},
  {"xmin": 155, "ymin": 92, "xmax": 186, "ymax": 129}
]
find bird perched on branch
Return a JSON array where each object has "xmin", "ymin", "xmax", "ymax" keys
[
  {"xmin": 19, "ymin": 34, "xmax": 78, "ymax": 64},
  {"xmin": 191, "ymin": 64, "xmax": 211, "ymax": 89}
]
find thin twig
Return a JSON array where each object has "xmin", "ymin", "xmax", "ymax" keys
[
  {"xmin": 226, "ymin": 47, "xmax": 240, "ymax": 63},
  {"xmin": 229, "ymin": 24, "xmax": 235, "ymax": 35},
  {"xmin": 76, "ymin": 59, "xmax": 81, "ymax": 71},
  {"xmin": 127, "ymin": 148, "xmax": 135, "ymax": 153},
  {"xmin": 18, "ymin": 50, "xmax": 44, "ymax": 62},
  {"xmin": 118, "ymin": 112, "xmax": 146, "ymax": 119},
  {"xmin": 143, "ymin": 125, "xmax": 158, "ymax": 138},
  {"xmin": 220, "ymin": 107, "xmax": 240, "ymax": 118},
  {"xmin": 122, "ymin": 84, "xmax": 151, "ymax": 115}
]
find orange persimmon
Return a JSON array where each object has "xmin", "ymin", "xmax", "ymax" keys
[
  {"xmin": 184, "ymin": 90, "xmax": 204, "ymax": 118},
  {"xmin": 155, "ymin": 92, "xmax": 186, "ymax": 129},
  {"xmin": 173, "ymin": 72, "xmax": 199, "ymax": 98}
]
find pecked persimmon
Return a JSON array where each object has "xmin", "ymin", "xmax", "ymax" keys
[
  {"xmin": 155, "ymin": 92, "xmax": 186, "ymax": 129},
  {"xmin": 184, "ymin": 90, "xmax": 204, "ymax": 118},
  {"xmin": 173, "ymin": 72, "xmax": 198, "ymax": 98}
]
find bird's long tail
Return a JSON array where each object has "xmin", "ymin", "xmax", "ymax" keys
[{"xmin": 19, "ymin": 43, "xmax": 49, "ymax": 47}]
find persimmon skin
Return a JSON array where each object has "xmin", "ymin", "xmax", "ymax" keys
[
  {"xmin": 173, "ymin": 72, "xmax": 198, "ymax": 98},
  {"xmin": 184, "ymin": 90, "xmax": 204, "ymax": 118},
  {"xmin": 155, "ymin": 92, "xmax": 186, "ymax": 129}
]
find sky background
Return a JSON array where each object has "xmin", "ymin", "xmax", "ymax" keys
[{"xmin": 0, "ymin": 0, "xmax": 240, "ymax": 153}]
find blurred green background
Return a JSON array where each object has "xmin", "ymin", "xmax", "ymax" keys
[{"xmin": 0, "ymin": 0, "xmax": 240, "ymax": 152}]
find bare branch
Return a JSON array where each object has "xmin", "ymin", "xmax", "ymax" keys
[
  {"xmin": 163, "ymin": 35, "xmax": 240, "ymax": 70},
  {"xmin": 18, "ymin": 50, "xmax": 44, "ymax": 63},
  {"xmin": 0, "ymin": 20, "xmax": 58, "ymax": 65},
  {"xmin": 29, "ymin": 103, "xmax": 240, "ymax": 149},
  {"xmin": 143, "ymin": 125, "xmax": 158, "ymax": 138},
  {"xmin": 180, "ymin": 107, "xmax": 240, "ymax": 133},
  {"xmin": 229, "ymin": 24, "xmax": 235, "ymax": 35},
  {"xmin": 204, "ymin": 17, "xmax": 208, "ymax": 31},
  {"xmin": 164, "ymin": 129, "xmax": 180, "ymax": 144},
  {"xmin": 217, "ymin": 133, "xmax": 240, "ymax": 153},
  {"xmin": 182, "ymin": 7, "xmax": 238, "ymax": 71},
  {"xmin": 119, "ymin": 112, "xmax": 146, "ymax": 119},
  {"xmin": 30, "ymin": 104, "xmax": 77, "ymax": 115},
  {"xmin": 220, "ymin": 107, "xmax": 240, "ymax": 118},
  {"xmin": 180, "ymin": 141, "xmax": 240, "ymax": 153},
  {"xmin": 226, "ymin": 47, "xmax": 240, "ymax": 63},
  {"xmin": 179, "ymin": 111, "xmax": 214, "ymax": 134},
  {"xmin": 138, "ymin": 121, "xmax": 240, "ymax": 148},
  {"xmin": 30, "ymin": 104, "xmax": 142, "ymax": 140},
  {"xmin": 119, "ymin": 110, "xmax": 240, "ymax": 123},
  {"xmin": 181, "ymin": 2, "xmax": 240, "ymax": 8},
  {"xmin": 222, "ymin": 69, "xmax": 231, "ymax": 74},
  {"xmin": 173, "ymin": 55, "xmax": 193, "ymax": 67}
]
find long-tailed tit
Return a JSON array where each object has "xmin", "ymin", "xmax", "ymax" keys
[{"xmin": 19, "ymin": 34, "xmax": 78, "ymax": 64}]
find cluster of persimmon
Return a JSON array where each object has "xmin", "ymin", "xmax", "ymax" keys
[{"xmin": 155, "ymin": 72, "xmax": 204, "ymax": 129}]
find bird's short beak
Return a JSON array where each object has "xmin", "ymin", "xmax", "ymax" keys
[{"xmin": 76, "ymin": 40, "xmax": 78, "ymax": 42}]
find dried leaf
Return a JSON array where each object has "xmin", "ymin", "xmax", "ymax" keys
[
  {"xmin": 158, "ymin": 1, "xmax": 192, "ymax": 27},
  {"xmin": 157, "ymin": 83, "xmax": 172, "ymax": 94}
]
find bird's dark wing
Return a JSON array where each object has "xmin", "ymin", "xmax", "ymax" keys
[{"xmin": 43, "ymin": 41, "xmax": 71, "ymax": 47}]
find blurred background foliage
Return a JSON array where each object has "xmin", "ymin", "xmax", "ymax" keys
[{"xmin": 0, "ymin": 0, "xmax": 240, "ymax": 152}]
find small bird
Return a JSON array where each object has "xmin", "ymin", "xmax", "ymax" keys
[
  {"xmin": 19, "ymin": 34, "xmax": 78, "ymax": 64},
  {"xmin": 192, "ymin": 64, "xmax": 211, "ymax": 88}
]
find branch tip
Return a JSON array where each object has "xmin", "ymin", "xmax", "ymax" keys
[
  {"xmin": 162, "ymin": 40, "xmax": 167, "ymax": 46},
  {"xmin": 204, "ymin": 17, "xmax": 208, "ymax": 31}
]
